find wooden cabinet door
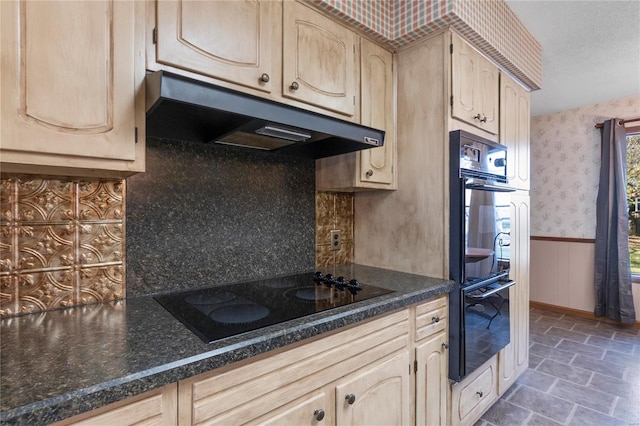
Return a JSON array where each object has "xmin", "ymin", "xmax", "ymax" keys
[
  {"xmin": 500, "ymin": 75, "xmax": 531, "ymax": 190},
  {"xmin": 255, "ymin": 390, "xmax": 330, "ymax": 426},
  {"xmin": 451, "ymin": 33, "xmax": 499, "ymax": 135},
  {"xmin": 451, "ymin": 34, "xmax": 479, "ymax": 126},
  {"xmin": 1, "ymin": 0, "xmax": 138, "ymax": 163},
  {"xmin": 498, "ymin": 192, "xmax": 530, "ymax": 394},
  {"xmin": 154, "ymin": 0, "xmax": 277, "ymax": 93},
  {"xmin": 477, "ymin": 56, "xmax": 499, "ymax": 134},
  {"xmin": 282, "ymin": 1, "xmax": 357, "ymax": 118},
  {"xmin": 359, "ymin": 38, "xmax": 395, "ymax": 187},
  {"xmin": 415, "ymin": 331, "xmax": 448, "ymax": 426},
  {"xmin": 335, "ymin": 351, "xmax": 410, "ymax": 426}
]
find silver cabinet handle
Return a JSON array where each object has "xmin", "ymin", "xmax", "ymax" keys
[
  {"xmin": 473, "ymin": 113, "xmax": 482, "ymax": 120},
  {"xmin": 366, "ymin": 169, "xmax": 373, "ymax": 178},
  {"xmin": 432, "ymin": 315, "xmax": 440, "ymax": 323},
  {"xmin": 260, "ymin": 73, "xmax": 270, "ymax": 83},
  {"xmin": 480, "ymin": 115, "xmax": 488, "ymax": 123},
  {"xmin": 313, "ymin": 409, "xmax": 325, "ymax": 421},
  {"xmin": 345, "ymin": 393, "xmax": 356, "ymax": 405},
  {"xmin": 442, "ymin": 342, "xmax": 449, "ymax": 350},
  {"xmin": 476, "ymin": 391, "xmax": 483, "ymax": 398},
  {"xmin": 290, "ymin": 81, "xmax": 299, "ymax": 90}
]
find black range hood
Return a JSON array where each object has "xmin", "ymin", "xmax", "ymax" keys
[{"xmin": 145, "ymin": 71, "xmax": 385, "ymax": 159}]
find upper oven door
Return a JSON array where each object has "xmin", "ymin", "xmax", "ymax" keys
[{"xmin": 463, "ymin": 179, "xmax": 514, "ymax": 286}]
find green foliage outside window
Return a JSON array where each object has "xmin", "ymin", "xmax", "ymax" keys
[{"xmin": 628, "ymin": 134, "xmax": 640, "ymax": 274}]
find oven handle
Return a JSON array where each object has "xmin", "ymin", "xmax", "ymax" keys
[
  {"xmin": 464, "ymin": 279, "xmax": 516, "ymax": 299},
  {"xmin": 465, "ymin": 183, "xmax": 516, "ymax": 192}
]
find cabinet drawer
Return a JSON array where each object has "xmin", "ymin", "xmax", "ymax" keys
[
  {"xmin": 451, "ymin": 357, "xmax": 497, "ymax": 426},
  {"xmin": 415, "ymin": 296, "xmax": 447, "ymax": 341}
]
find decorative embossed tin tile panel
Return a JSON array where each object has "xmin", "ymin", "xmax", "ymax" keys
[{"xmin": 0, "ymin": 175, "xmax": 125, "ymax": 317}]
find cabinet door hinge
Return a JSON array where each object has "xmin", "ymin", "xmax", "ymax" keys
[
  {"xmin": 153, "ymin": 28, "xmax": 158, "ymax": 44},
  {"xmin": 353, "ymin": 95, "xmax": 356, "ymax": 105},
  {"xmin": 414, "ymin": 360, "xmax": 418, "ymax": 373},
  {"xmin": 450, "ymin": 95, "xmax": 453, "ymax": 107},
  {"xmin": 135, "ymin": 126, "xmax": 138, "ymax": 143},
  {"xmin": 450, "ymin": 43, "xmax": 453, "ymax": 54}
]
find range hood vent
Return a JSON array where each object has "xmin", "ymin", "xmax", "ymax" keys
[{"xmin": 145, "ymin": 71, "xmax": 385, "ymax": 159}]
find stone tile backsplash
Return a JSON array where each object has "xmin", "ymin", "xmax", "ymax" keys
[{"xmin": 0, "ymin": 176, "xmax": 125, "ymax": 317}]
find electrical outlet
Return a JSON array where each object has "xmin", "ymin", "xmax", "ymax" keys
[{"xmin": 330, "ymin": 230, "xmax": 341, "ymax": 251}]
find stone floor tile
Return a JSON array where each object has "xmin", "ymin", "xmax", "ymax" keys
[
  {"xmin": 603, "ymin": 350, "xmax": 640, "ymax": 367},
  {"xmin": 529, "ymin": 321, "xmax": 551, "ymax": 334},
  {"xmin": 530, "ymin": 332, "xmax": 562, "ymax": 347},
  {"xmin": 588, "ymin": 373, "xmax": 640, "ymax": 402},
  {"xmin": 586, "ymin": 335, "xmax": 635, "ymax": 353},
  {"xmin": 567, "ymin": 405, "xmax": 627, "ymax": 426},
  {"xmin": 529, "ymin": 354, "xmax": 544, "ymax": 369},
  {"xmin": 624, "ymin": 366, "xmax": 640, "ymax": 382},
  {"xmin": 571, "ymin": 354, "xmax": 625, "ymax": 379},
  {"xmin": 611, "ymin": 331, "xmax": 640, "ymax": 345},
  {"xmin": 536, "ymin": 359, "xmax": 592, "ymax": 385},
  {"xmin": 534, "ymin": 316, "xmax": 577, "ymax": 330},
  {"xmin": 531, "ymin": 308, "xmax": 564, "ymax": 319},
  {"xmin": 481, "ymin": 399, "xmax": 531, "ymax": 426},
  {"xmin": 556, "ymin": 339, "xmax": 606, "ymax": 359},
  {"xmin": 571, "ymin": 323, "xmax": 616, "ymax": 339},
  {"xmin": 501, "ymin": 383, "xmax": 520, "ymax": 400},
  {"xmin": 508, "ymin": 386, "xmax": 575, "ymax": 423},
  {"xmin": 550, "ymin": 379, "xmax": 616, "ymax": 414},
  {"xmin": 524, "ymin": 413, "xmax": 564, "ymax": 426},
  {"xmin": 529, "ymin": 343, "xmax": 576, "ymax": 364},
  {"xmin": 596, "ymin": 322, "xmax": 640, "ymax": 336},
  {"xmin": 613, "ymin": 396, "xmax": 640, "ymax": 423},
  {"xmin": 546, "ymin": 326, "xmax": 589, "ymax": 343},
  {"xmin": 515, "ymin": 368, "xmax": 557, "ymax": 391}
]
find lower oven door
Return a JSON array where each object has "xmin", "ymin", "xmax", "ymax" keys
[{"xmin": 462, "ymin": 278, "xmax": 516, "ymax": 374}]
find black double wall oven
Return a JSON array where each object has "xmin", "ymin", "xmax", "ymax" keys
[{"xmin": 449, "ymin": 130, "xmax": 517, "ymax": 382}]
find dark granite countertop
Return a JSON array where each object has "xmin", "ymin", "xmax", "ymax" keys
[{"xmin": 0, "ymin": 264, "xmax": 453, "ymax": 425}]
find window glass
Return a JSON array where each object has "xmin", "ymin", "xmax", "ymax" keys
[{"xmin": 628, "ymin": 133, "xmax": 640, "ymax": 275}]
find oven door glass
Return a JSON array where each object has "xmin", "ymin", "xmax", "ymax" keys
[{"xmin": 463, "ymin": 182, "xmax": 513, "ymax": 373}]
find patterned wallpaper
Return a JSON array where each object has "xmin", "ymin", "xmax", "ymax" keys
[
  {"xmin": 0, "ymin": 176, "xmax": 125, "ymax": 317},
  {"xmin": 531, "ymin": 94, "xmax": 640, "ymax": 238},
  {"xmin": 309, "ymin": 0, "xmax": 542, "ymax": 90}
]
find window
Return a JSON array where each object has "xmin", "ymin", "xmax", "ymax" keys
[{"xmin": 627, "ymin": 130, "xmax": 640, "ymax": 278}]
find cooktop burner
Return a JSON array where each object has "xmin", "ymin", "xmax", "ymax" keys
[
  {"xmin": 209, "ymin": 304, "xmax": 270, "ymax": 324},
  {"xmin": 154, "ymin": 272, "xmax": 394, "ymax": 343}
]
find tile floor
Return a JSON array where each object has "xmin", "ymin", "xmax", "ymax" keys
[{"xmin": 475, "ymin": 308, "xmax": 640, "ymax": 426}]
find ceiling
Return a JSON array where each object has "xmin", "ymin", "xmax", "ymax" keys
[{"xmin": 505, "ymin": 0, "xmax": 640, "ymax": 117}]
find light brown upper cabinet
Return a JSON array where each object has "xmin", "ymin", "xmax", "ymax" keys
[
  {"xmin": 0, "ymin": 0, "xmax": 145, "ymax": 178},
  {"xmin": 282, "ymin": 1, "xmax": 358, "ymax": 118},
  {"xmin": 451, "ymin": 33, "xmax": 499, "ymax": 135},
  {"xmin": 500, "ymin": 74, "xmax": 531, "ymax": 190},
  {"xmin": 316, "ymin": 38, "xmax": 396, "ymax": 191},
  {"xmin": 151, "ymin": 0, "xmax": 278, "ymax": 94}
]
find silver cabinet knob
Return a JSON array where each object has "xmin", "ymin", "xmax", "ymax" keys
[
  {"xmin": 313, "ymin": 409, "xmax": 325, "ymax": 421},
  {"xmin": 473, "ymin": 113, "xmax": 482, "ymax": 120},
  {"xmin": 480, "ymin": 115, "xmax": 488, "ymax": 123},
  {"xmin": 260, "ymin": 73, "xmax": 270, "ymax": 83},
  {"xmin": 345, "ymin": 393, "xmax": 356, "ymax": 405},
  {"xmin": 365, "ymin": 169, "xmax": 373, "ymax": 178},
  {"xmin": 290, "ymin": 81, "xmax": 299, "ymax": 90},
  {"xmin": 432, "ymin": 315, "xmax": 440, "ymax": 323},
  {"xmin": 476, "ymin": 391, "xmax": 483, "ymax": 398},
  {"xmin": 442, "ymin": 342, "xmax": 449, "ymax": 350}
]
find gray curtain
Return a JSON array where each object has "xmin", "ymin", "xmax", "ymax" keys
[{"xmin": 594, "ymin": 118, "xmax": 636, "ymax": 323}]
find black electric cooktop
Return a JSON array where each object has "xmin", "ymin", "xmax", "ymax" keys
[{"xmin": 154, "ymin": 272, "xmax": 394, "ymax": 344}]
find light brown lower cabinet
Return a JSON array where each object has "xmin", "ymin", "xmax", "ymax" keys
[
  {"xmin": 52, "ymin": 384, "xmax": 178, "ymax": 426},
  {"xmin": 52, "ymin": 296, "xmax": 455, "ymax": 426},
  {"xmin": 450, "ymin": 357, "xmax": 498, "ymax": 426}
]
